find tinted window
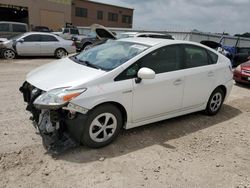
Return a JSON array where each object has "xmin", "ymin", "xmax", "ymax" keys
[
  {"xmin": 12, "ymin": 24, "xmax": 26, "ymax": 32},
  {"xmin": 41, "ymin": 35, "xmax": 58, "ymax": 42},
  {"xmin": 70, "ymin": 29, "xmax": 79, "ymax": 35},
  {"xmin": 138, "ymin": 45, "xmax": 182, "ymax": 74},
  {"xmin": 207, "ymin": 50, "xmax": 218, "ymax": 64},
  {"xmin": 0, "ymin": 23, "xmax": 10, "ymax": 32},
  {"xmin": 115, "ymin": 45, "xmax": 182, "ymax": 81},
  {"xmin": 64, "ymin": 28, "xmax": 69, "ymax": 33},
  {"xmin": 23, "ymin": 35, "xmax": 40, "ymax": 42},
  {"xmin": 184, "ymin": 45, "xmax": 209, "ymax": 68}
]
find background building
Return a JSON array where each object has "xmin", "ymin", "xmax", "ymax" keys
[
  {"xmin": 0, "ymin": 0, "xmax": 133, "ymax": 30},
  {"xmin": 0, "ymin": 0, "xmax": 72, "ymax": 30},
  {"xmin": 72, "ymin": 0, "xmax": 133, "ymax": 28}
]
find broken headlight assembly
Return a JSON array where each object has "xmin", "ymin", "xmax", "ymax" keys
[{"xmin": 33, "ymin": 87, "xmax": 87, "ymax": 109}]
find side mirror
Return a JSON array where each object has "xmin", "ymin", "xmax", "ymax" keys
[
  {"xmin": 136, "ymin": 68, "xmax": 156, "ymax": 83},
  {"xmin": 18, "ymin": 39, "xmax": 24, "ymax": 43}
]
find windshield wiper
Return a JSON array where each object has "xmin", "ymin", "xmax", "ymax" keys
[{"xmin": 73, "ymin": 56, "xmax": 101, "ymax": 70}]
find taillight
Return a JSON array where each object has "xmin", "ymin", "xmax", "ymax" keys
[{"xmin": 72, "ymin": 42, "xmax": 76, "ymax": 47}]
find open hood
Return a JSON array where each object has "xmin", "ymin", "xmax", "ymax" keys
[
  {"xmin": 90, "ymin": 24, "xmax": 116, "ymax": 40},
  {"xmin": 26, "ymin": 57, "xmax": 106, "ymax": 91}
]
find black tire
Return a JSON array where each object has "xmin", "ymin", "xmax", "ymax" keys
[
  {"xmin": 2, "ymin": 49, "xmax": 16, "ymax": 59},
  {"xmin": 81, "ymin": 43, "xmax": 92, "ymax": 51},
  {"xmin": 205, "ymin": 87, "xmax": 225, "ymax": 116},
  {"xmin": 81, "ymin": 104, "xmax": 123, "ymax": 148},
  {"xmin": 54, "ymin": 48, "xmax": 67, "ymax": 59}
]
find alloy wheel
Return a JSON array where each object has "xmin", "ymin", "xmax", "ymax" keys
[
  {"xmin": 3, "ymin": 49, "xmax": 15, "ymax": 59},
  {"xmin": 209, "ymin": 92, "xmax": 222, "ymax": 112},
  {"xmin": 56, "ymin": 49, "xmax": 66, "ymax": 58},
  {"xmin": 89, "ymin": 113, "xmax": 117, "ymax": 143}
]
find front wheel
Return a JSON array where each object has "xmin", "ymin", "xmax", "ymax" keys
[
  {"xmin": 205, "ymin": 88, "xmax": 225, "ymax": 115},
  {"xmin": 2, "ymin": 49, "xmax": 16, "ymax": 59},
  {"xmin": 81, "ymin": 104, "xmax": 123, "ymax": 148}
]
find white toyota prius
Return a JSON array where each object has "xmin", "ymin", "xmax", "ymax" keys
[{"xmin": 20, "ymin": 38, "xmax": 233, "ymax": 151}]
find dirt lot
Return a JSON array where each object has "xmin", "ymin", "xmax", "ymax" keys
[{"xmin": 0, "ymin": 58, "xmax": 249, "ymax": 188}]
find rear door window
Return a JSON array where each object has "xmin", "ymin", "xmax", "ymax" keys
[
  {"xmin": 41, "ymin": 35, "xmax": 58, "ymax": 42},
  {"xmin": 0, "ymin": 23, "xmax": 10, "ymax": 32},
  {"xmin": 184, "ymin": 45, "xmax": 209, "ymax": 68},
  {"xmin": 12, "ymin": 24, "xmax": 27, "ymax": 32}
]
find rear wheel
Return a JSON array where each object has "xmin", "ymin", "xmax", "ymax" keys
[
  {"xmin": 55, "ymin": 48, "xmax": 67, "ymax": 59},
  {"xmin": 205, "ymin": 88, "xmax": 225, "ymax": 115},
  {"xmin": 2, "ymin": 49, "xmax": 16, "ymax": 59},
  {"xmin": 81, "ymin": 104, "xmax": 122, "ymax": 148}
]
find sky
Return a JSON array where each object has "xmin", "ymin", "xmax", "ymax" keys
[{"xmin": 91, "ymin": 0, "xmax": 250, "ymax": 35}]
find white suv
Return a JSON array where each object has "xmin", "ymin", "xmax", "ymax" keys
[{"xmin": 20, "ymin": 38, "xmax": 233, "ymax": 151}]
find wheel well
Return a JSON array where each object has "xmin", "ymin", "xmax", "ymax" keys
[
  {"xmin": 216, "ymin": 85, "xmax": 227, "ymax": 98},
  {"xmin": 92, "ymin": 102, "xmax": 127, "ymax": 126},
  {"xmin": 82, "ymin": 42, "xmax": 92, "ymax": 49},
  {"xmin": 55, "ymin": 48, "xmax": 67, "ymax": 54}
]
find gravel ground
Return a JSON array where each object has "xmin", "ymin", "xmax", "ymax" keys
[{"xmin": 0, "ymin": 58, "xmax": 250, "ymax": 188}]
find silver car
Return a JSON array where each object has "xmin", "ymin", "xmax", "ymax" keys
[{"xmin": 0, "ymin": 32, "xmax": 76, "ymax": 59}]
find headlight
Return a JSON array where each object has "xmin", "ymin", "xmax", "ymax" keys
[
  {"xmin": 33, "ymin": 88, "xmax": 87, "ymax": 109},
  {"xmin": 235, "ymin": 65, "xmax": 241, "ymax": 72}
]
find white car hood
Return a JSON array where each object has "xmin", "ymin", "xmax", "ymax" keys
[{"xmin": 26, "ymin": 57, "xmax": 106, "ymax": 91}]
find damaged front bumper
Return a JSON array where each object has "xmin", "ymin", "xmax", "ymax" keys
[{"xmin": 19, "ymin": 82, "xmax": 88, "ymax": 154}]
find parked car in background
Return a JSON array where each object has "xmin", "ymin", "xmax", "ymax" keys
[
  {"xmin": 117, "ymin": 32, "xmax": 174, "ymax": 40},
  {"xmin": 0, "ymin": 21, "xmax": 28, "ymax": 41},
  {"xmin": 233, "ymin": 57, "xmax": 250, "ymax": 84},
  {"xmin": 53, "ymin": 27, "xmax": 85, "ymax": 41},
  {"xmin": 32, "ymin": 26, "xmax": 52, "ymax": 32},
  {"xmin": 76, "ymin": 25, "xmax": 174, "ymax": 52},
  {"xmin": 76, "ymin": 24, "xmax": 116, "ymax": 52},
  {"xmin": 233, "ymin": 47, "xmax": 250, "ymax": 67},
  {"xmin": 20, "ymin": 38, "xmax": 233, "ymax": 151},
  {"xmin": 0, "ymin": 32, "xmax": 76, "ymax": 59}
]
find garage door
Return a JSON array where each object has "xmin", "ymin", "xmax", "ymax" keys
[{"xmin": 40, "ymin": 10, "xmax": 65, "ymax": 30}]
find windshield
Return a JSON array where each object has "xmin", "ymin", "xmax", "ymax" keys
[
  {"xmin": 88, "ymin": 31, "xmax": 97, "ymax": 38},
  {"xmin": 73, "ymin": 41, "xmax": 149, "ymax": 71}
]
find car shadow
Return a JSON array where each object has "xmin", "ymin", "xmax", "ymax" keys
[
  {"xmin": 235, "ymin": 82, "xmax": 250, "ymax": 89},
  {"xmin": 56, "ymin": 104, "xmax": 242, "ymax": 163}
]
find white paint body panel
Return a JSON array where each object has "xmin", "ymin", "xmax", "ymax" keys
[{"xmin": 26, "ymin": 38, "xmax": 233, "ymax": 129}]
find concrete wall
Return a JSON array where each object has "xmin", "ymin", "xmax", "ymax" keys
[
  {"xmin": 0, "ymin": 0, "xmax": 71, "ymax": 30},
  {"xmin": 72, "ymin": 0, "xmax": 133, "ymax": 28}
]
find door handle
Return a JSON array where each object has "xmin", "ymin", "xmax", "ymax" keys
[
  {"xmin": 208, "ymin": 71, "xmax": 214, "ymax": 77},
  {"xmin": 173, "ymin": 79, "xmax": 183, "ymax": 86}
]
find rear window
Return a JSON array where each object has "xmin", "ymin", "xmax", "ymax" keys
[
  {"xmin": 12, "ymin": 24, "xmax": 27, "ymax": 32},
  {"xmin": 207, "ymin": 50, "xmax": 218, "ymax": 64},
  {"xmin": 0, "ymin": 23, "xmax": 10, "ymax": 32}
]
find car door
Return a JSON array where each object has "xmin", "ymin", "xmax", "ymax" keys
[
  {"xmin": 181, "ymin": 44, "xmax": 217, "ymax": 109},
  {"xmin": 40, "ymin": 34, "xmax": 58, "ymax": 55},
  {"xmin": 128, "ymin": 45, "xmax": 184, "ymax": 123},
  {"xmin": 16, "ymin": 34, "xmax": 41, "ymax": 55}
]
